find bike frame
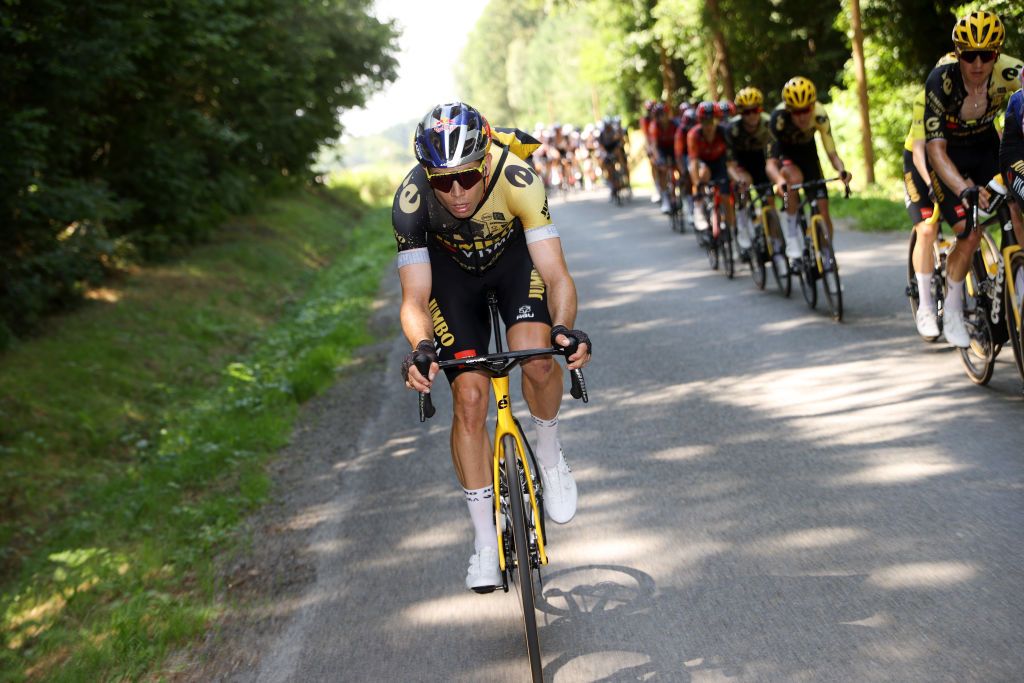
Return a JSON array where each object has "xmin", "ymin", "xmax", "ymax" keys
[{"xmin": 490, "ymin": 373, "xmax": 548, "ymax": 571}]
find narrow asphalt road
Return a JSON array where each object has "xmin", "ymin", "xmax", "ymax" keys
[{"xmin": 248, "ymin": 189, "xmax": 1023, "ymax": 682}]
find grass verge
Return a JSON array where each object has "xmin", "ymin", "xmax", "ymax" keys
[
  {"xmin": 831, "ymin": 184, "xmax": 906, "ymax": 232},
  {"xmin": 0, "ymin": 176, "xmax": 398, "ymax": 682}
]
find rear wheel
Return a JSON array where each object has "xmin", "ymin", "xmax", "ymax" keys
[
  {"xmin": 502, "ymin": 435, "xmax": 543, "ymax": 682},
  {"xmin": 813, "ymin": 217, "xmax": 842, "ymax": 322},
  {"xmin": 906, "ymin": 226, "xmax": 943, "ymax": 341}
]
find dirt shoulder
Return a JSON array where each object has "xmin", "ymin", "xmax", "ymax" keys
[{"xmin": 164, "ymin": 273, "xmax": 401, "ymax": 681}]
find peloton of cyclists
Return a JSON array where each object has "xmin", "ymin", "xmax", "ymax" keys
[{"xmin": 725, "ymin": 87, "xmax": 777, "ymax": 261}]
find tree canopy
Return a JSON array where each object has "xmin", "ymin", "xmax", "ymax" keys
[{"xmin": 0, "ymin": 0, "xmax": 398, "ymax": 342}]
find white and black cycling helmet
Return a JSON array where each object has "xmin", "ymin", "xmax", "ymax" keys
[{"xmin": 414, "ymin": 102, "xmax": 492, "ymax": 169}]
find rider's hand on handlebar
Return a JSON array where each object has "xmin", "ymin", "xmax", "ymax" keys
[
  {"xmin": 550, "ymin": 325, "xmax": 592, "ymax": 370},
  {"xmin": 774, "ymin": 182, "xmax": 788, "ymax": 198},
  {"xmin": 839, "ymin": 169, "xmax": 852, "ymax": 184},
  {"xmin": 401, "ymin": 339, "xmax": 437, "ymax": 392}
]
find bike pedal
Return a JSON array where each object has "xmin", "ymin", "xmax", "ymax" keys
[{"xmin": 471, "ymin": 585, "xmax": 498, "ymax": 594}]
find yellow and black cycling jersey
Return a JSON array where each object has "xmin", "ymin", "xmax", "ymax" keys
[
  {"xmin": 726, "ymin": 112, "xmax": 775, "ymax": 154},
  {"xmin": 924, "ymin": 53, "xmax": 1023, "ymax": 144},
  {"xmin": 392, "ymin": 144, "xmax": 556, "ymax": 276},
  {"xmin": 768, "ymin": 102, "xmax": 837, "ymax": 158},
  {"xmin": 905, "ymin": 53, "xmax": 957, "ymax": 151}
]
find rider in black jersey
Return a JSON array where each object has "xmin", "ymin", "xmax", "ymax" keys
[{"xmin": 394, "ymin": 102, "xmax": 592, "ymax": 593}]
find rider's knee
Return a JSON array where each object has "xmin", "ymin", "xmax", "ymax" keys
[
  {"xmin": 452, "ymin": 380, "xmax": 489, "ymax": 427},
  {"xmin": 916, "ymin": 221, "xmax": 939, "ymax": 241},
  {"xmin": 521, "ymin": 354, "xmax": 556, "ymax": 386}
]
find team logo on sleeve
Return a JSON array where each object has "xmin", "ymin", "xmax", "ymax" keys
[
  {"xmin": 398, "ymin": 174, "xmax": 421, "ymax": 214},
  {"xmin": 505, "ymin": 165, "xmax": 534, "ymax": 188}
]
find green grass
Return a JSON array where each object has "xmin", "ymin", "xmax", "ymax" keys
[
  {"xmin": 831, "ymin": 184, "xmax": 906, "ymax": 232},
  {"xmin": 0, "ymin": 176, "xmax": 398, "ymax": 682}
]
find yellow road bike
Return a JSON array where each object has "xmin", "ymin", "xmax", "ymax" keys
[
  {"xmin": 415, "ymin": 290, "xmax": 588, "ymax": 682},
  {"xmin": 784, "ymin": 177, "xmax": 850, "ymax": 322},
  {"xmin": 738, "ymin": 182, "xmax": 789, "ymax": 295}
]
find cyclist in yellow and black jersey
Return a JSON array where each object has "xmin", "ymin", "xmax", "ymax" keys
[
  {"xmin": 394, "ymin": 102, "xmax": 591, "ymax": 593},
  {"xmin": 726, "ymin": 86, "xmax": 776, "ymax": 258},
  {"xmin": 766, "ymin": 76, "xmax": 851, "ymax": 260},
  {"xmin": 906, "ymin": 53, "xmax": 957, "ymax": 339},
  {"xmin": 923, "ymin": 10, "xmax": 1023, "ymax": 347}
]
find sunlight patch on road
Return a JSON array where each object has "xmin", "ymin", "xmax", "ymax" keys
[
  {"xmin": 746, "ymin": 526, "xmax": 868, "ymax": 555},
  {"xmin": 552, "ymin": 650, "xmax": 651, "ymax": 682},
  {"xmin": 619, "ymin": 382, "xmax": 700, "ymax": 406},
  {"xmin": 868, "ymin": 561, "xmax": 977, "ymax": 589},
  {"xmin": 758, "ymin": 317, "xmax": 819, "ymax": 333},
  {"xmin": 396, "ymin": 519, "xmax": 464, "ymax": 551},
  {"xmin": 400, "ymin": 592, "xmax": 513, "ymax": 626},
  {"xmin": 840, "ymin": 611, "xmax": 891, "ymax": 628},
  {"xmin": 833, "ymin": 461, "xmax": 968, "ymax": 486},
  {"xmin": 650, "ymin": 444, "xmax": 714, "ymax": 462}
]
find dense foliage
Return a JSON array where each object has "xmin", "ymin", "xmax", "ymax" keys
[
  {"xmin": 0, "ymin": 0, "xmax": 398, "ymax": 343},
  {"xmin": 458, "ymin": 1, "xmax": 1023, "ymax": 179}
]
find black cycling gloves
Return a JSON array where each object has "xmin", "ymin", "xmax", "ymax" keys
[
  {"xmin": 550, "ymin": 325, "xmax": 592, "ymax": 357},
  {"xmin": 401, "ymin": 339, "xmax": 437, "ymax": 382}
]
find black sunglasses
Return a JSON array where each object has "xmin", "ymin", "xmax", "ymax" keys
[
  {"xmin": 959, "ymin": 50, "xmax": 997, "ymax": 64},
  {"xmin": 424, "ymin": 157, "xmax": 487, "ymax": 192}
]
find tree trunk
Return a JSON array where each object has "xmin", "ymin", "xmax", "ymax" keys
[
  {"xmin": 657, "ymin": 41, "xmax": 676, "ymax": 103},
  {"xmin": 706, "ymin": 0, "xmax": 734, "ymax": 100},
  {"xmin": 849, "ymin": 0, "xmax": 875, "ymax": 184}
]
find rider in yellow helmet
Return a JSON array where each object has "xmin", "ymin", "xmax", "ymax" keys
[{"xmin": 765, "ymin": 76, "xmax": 851, "ymax": 261}]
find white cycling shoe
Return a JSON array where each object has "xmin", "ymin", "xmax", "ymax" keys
[
  {"xmin": 942, "ymin": 307, "xmax": 971, "ymax": 348},
  {"xmin": 540, "ymin": 452, "xmax": 578, "ymax": 524},
  {"xmin": 466, "ymin": 546, "xmax": 501, "ymax": 593},
  {"xmin": 915, "ymin": 308, "xmax": 940, "ymax": 340}
]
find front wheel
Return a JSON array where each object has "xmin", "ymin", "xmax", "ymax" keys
[
  {"xmin": 1004, "ymin": 250, "xmax": 1024, "ymax": 385},
  {"xmin": 750, "ymin": 229, "xmax": 767, "ymax": 290},
  {"xmin": 813, "ymin": 217, "xmax": 843, "ymax": 322},
  {"xmin": 959, "ymin": 239, "xmax": 999, "ymax": 385},
  {"xmin": 719, "ymin": 207, "xmax": 735, "ymax": 279},
  {"xmin": 765, "ymin": 211, "xmax": 791, "ymax": 297},
  {"xmin": 502, "ymin": 435, "xmax": 543, "ymax": 681}
]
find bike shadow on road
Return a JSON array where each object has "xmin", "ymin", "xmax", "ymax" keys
[{"xmin": 531, "ymin": 562, "xmax": 880, "ymax": 681}]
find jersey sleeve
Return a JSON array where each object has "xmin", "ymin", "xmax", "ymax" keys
[
  {"xmin": 813, "ymin": 102, "xmax": 837, "ymax": 156},
  {"xmin": 995, "ymin": 55, "xmax": 1024, "ymax": 97},
  {"xmin": 906, "ymin": 90, "xmax": 926, "ymax": 149},
  {"xmin": 502, "ymin": 158, "xmax": 554, "ymax": 234},
  {"xmin": 391, "ymin": 167, "xmax": 431, "ymax": 267},
  {"xmin": 686, "ymin": 126, "xmax": 699, "ymax": 160},
  {"xmin": 674, "ymin": 125, "xmax": 687, "ymax": 160}
]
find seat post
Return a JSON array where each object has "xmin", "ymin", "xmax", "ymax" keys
[{"xmin": 487, "ymin": 289, "xmax": 503, "ymax": 353}]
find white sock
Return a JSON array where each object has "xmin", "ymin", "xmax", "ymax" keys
[
  {"xmin": 737, "ymin": 211, "xmax": 753, "ymax": 248},
  {"xmin": 531, "ymin": 414, "xmax": 561, "ymax": 468},
  {"xmin": 464, "ymin": 486, "xmax": 497, "ymax": 551},
  {"xmin": 916, "ymin": 273, "xmax": 935, "ymax": 312},
  {"xmin": 945, "ymin": 277, "xmax": 964, "ymax": 314}
]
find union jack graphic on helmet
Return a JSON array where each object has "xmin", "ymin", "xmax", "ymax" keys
[{"xmin": 414, "ymin": 102, "xmax": 492, "ymax": 169}]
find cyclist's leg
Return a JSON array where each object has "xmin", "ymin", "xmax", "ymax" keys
[
  {"xmin": 496, "ymin": 252, "xmax": 576, "ymax": 523},
  {"xmin": 692, "ymin": 161, "xmax": 712, "ymax": 233},
  {"xmin": 733, "ymin": 166, "xmax": 755, "ymax": 251},
  {"xmin": 780, "ymin": 160, "xmax": 805, "ymax": 258}
]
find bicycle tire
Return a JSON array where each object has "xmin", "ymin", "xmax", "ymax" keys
[
  {"xmin": 750, "ymin": 229, "xmax": 767, "ymax": 290},
  {"xmin": 764, "ymin": 211, "xmax": 791, "ymax": 297},
  {"xmin": 814, "ymin": 218, "xmax": 842, "ymax": 322},
  {"xmin": 959, "ymin": 236, "xmax": 999, "ymax": 385},
  {"xmin": 502, "ymin": 434, "xmax": 543, "ymax": 681},
  {"xmin": 797, "ymin": 217, "xmax": 817, "ymax": 308},
  {"xmin": 720, "ymin": 206, "xmax": 735, "ymax": 279},
  {"xmin": 1004, "ymin": 250, "xmax": 1024, "ymax": 384},
  {"xmin": 513, "ymin": 417, "xmax": 547, "ymax": 543}
]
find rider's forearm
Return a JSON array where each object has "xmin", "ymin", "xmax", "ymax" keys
[
  {"xmin": 400, "ymin": 301, "xmax": 434, "ymax": 349},
  {"xmin": 911, "ymin": 139, "xmax": 929, "ymax": 183},
  {"xmin": 765, "ymin": 159, "xmax": 783, "ymax": 185},
  {"xmin": 546, "ymin": 275, "xmax": 578, "ymax": 331},
  {"xmin": 828, "ymin": 152, "xmax": 846, "ymax": 175}
]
